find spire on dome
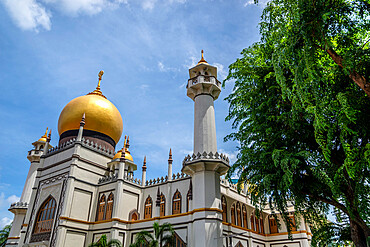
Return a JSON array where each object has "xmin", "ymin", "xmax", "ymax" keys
[
  {"xmin": 87, "ymin": 70, "xmax": 106, "ymax": 98},
  {"xmin": 197, "ymin": 50, "xmax": 208, "ymax": 65},
  {"xmin": 126, "ymin": 136, "xmax": 130, "ymax": 152},
  {"xmin": 47, "ymin": 129, "xmax": 52, "ymax": 142},
  {"xmin": 80, "ymin": 113, "xmax": 86, "ymax": 127}
]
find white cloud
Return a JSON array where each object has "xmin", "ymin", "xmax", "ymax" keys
[
  {"xmin": 142, "ymin": 0, "xmax": 157, "ymax": 10},
  {"xmin": 42, "ymin": 0, "xmax": 125, "ymax": 16},
  {"xmin": 1, "ymin": 0, "xmax": 51, "ymax": 32},
  {"xmin": 244, "ymin": 0, "xmax": 269, "ymax": 7},
  {"xmin": 157, "ymin": 61, "xmax": 179, "ymax": 73},
  {"xmin": 0, "ymin": 217, "xmax": 12, "ymax": 228},
  {"xmin": 2, "ymin": 0, "xmax": 187, "ymax": 32},
  {"xmin": 158, "ymin": 61, "xmax": 165, "ymax": 72},
  {"xmin": 7, "ymin": 195, "xmax": 20, "ymax": 204},
  {"xmin": 213, "ymin": 62, "xmax": 228, "ymax": 81}
]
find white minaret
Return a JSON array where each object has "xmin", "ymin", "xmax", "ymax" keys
[
  {"xmin": 182, "ymin": 51, "xmax": 229, "ymax": 247},
  {"xmin": 7, "ymin": 128, "xmax": 52, "ymax": 246}
]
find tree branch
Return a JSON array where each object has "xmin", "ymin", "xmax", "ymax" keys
[{"xmin": 326, "ymin": 48, "xmax": 370, "ymax": 98}]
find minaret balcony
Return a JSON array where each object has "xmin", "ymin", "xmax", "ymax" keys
[
  {"xmin": 182, "ymin": 151, "xmax": 230, "ymax": 176},
  {"xmin": 9, "ymin": 202, "xmax": 28, "ymax": 214},
  {"xmin": 186, "ymin": 75, "xmax": 222, "ymax": 100},
  {"xmin": 27, "ymin": 149, "xmax": 43, "ymax": 162}
]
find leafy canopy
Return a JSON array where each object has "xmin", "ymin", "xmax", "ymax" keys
[{"xmin": 224, "ymin": 0, "xmax": 370, "ymax": 245}]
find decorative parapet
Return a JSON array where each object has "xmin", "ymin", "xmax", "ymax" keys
[
  {"xmin": 123, "ymin": 175, "xmax": 141, "ymax": 186},
  {"xmin": 9, "ymin": 201, "xmax": 28, "ymax": 210},
  {"xmin": 46, "ymin": 138, "xmax": 76, "ymax": 155},
  {"xmin": 98, "ymin": 173, "xmax": 118, "ymax": 184},
  {"xmin": 145, "ymin": 172, "xmax": 190, "ymax": 186},
  {"xmin": 46, "ymin": 137, "xmax": 115, "ymax": 158},
  {"xmin": 220, "ymin": 178, "xmax": 247, "ymax": 196},
  {"xmin": 182, "ymin": 151, "xmax": 229, "ymax": 166}
]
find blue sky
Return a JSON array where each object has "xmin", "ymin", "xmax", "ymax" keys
[{"xmin": 0, "ymin": 0, "xmax": 267, "ymax": 227}]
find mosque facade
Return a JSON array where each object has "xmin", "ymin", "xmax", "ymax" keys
[{"xmin": 6, "ymin": 53, "xmax": 312, "ymax": 247}]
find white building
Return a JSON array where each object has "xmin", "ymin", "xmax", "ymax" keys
[{"xmin": 6, "ymin": 53, "xmax": 312, "ymax": 247}]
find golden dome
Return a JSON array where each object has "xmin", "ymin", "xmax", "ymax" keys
[
  {"xmin": 38, "ymin": 128, "xmax": 48, "ymax": 142},
  {"xmin": 113, "ymin": 148, "xmax": 133, "ymax": 161},
  {"xmin": 58, "ymin": 72, "xmax": 123, "ymax": 144}
]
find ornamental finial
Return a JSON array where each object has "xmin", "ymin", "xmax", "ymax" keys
[
  {"xmin": 87, "ymin": 70, "xmax": 106, "ymax": 98},
  {"xmin": 197, "ymin": 50, "xmax": 208, "ymax": 65},
  {"xmin": 97, "ymin": 70, "xmax": 104, "ymax": 90}
]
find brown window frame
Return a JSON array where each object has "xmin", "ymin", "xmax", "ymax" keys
[
  {"xmin": 221, "ymin": 196, "xmax": 227, "ymax": 223},
  {"xmin": 33, "ymin": 196, "xmax": 56, "ymax": 234},
  {"xmin": 269, "ymin": 218, "xmax": 278, "ymax": 234},
  {"xmin": 160, "ymin": 193, "xmax": 166, "ymax": 217},
  {"xmin": 172, "ymin": 190, "xmax": 182, "ymax": 215},
  {"xmin": 97, "ymin": 194, "xmax": 106, "ymax": 221},
  {"xmin": 236, "ymin": 202, "xmax": 242, "ymax": 227},
  {"xmin": 144, "ymin": 196, "xmax": 153, "ymax": 219},
  {"xmin": 231, "ymin": 203, "xmax": 236, "ymax": 225},
  {"xmin": 106, "ymin": 192, "xmax": 114, "ymax": 220},
  {"xmin": 242, "ymin": 204, "xmax": 248, "ymax": 229}
]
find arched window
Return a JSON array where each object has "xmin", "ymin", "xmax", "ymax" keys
[
  {"xmin": 33, "ymin": 196, "xmax": 56, "ymax": 234},
  {"xmin": 186, "ymin": 190, "xmax": 191, "ymax": 212},
  {"xmin": 236, "ymin": 202, "xmax": 242, "ymax": 227},
  {"xmin": 255, "ymin": 216, "xmax": 260, "ymax": 233},
  {"xmin": 260, "ymin": 218, "xmax": 264, "ymax": 233},
  {"xmin": 129, "ymin": 209, "xmax": 139, "ymax": 221},
  {"xmin": 235, "ymin": 241, "xmax": 244, "ymax": 247},
  {"xmin": 242, "ymin": 204, "xmax": 248, "ymax": 228},
  {"xmin": 289, "ymin": 215, "xmax": 297, "ymax": 231},
  {"xmin": 221, "ymin": 196, "xmax": 227, "ymax": 223},
  {"xmin": 160, "ymin": 193, "xmax": 165, "ymax": 217},
  {"xmin": 144, "ymin": 196, "xmax": 152, "ymax": 219},
  {"xmin": 173, "ymin": 232, "xmax": 186, "ymax": 247},
  {"xmin": 269, "ymin": 218, "xmax": 278, "ymax": 233},
  {"xmin": 230, "ymin": 203, "xmax": 236, "ymax": 225},
  {"xmin": 106, "ymin": 193, "xmax": 114, "ymax": 220},
  {"xmin": 97, "ymin": 194, "xmax": 106, "ymax": 221},
  {"xmin": 172, "ymin": 190, "xmax": 181, "ymax": 215},
  {"xmin": 250, "ymin": 215, "xmax": 255, "ymax": 231}
]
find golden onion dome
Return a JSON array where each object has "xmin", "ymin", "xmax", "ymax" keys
[
  {"xmin": 37, "ymin": 128, "xmax": 48, "ymax": 142},
  {"xmin": 113, "ymin": 148, "xmax": 133, "ymax": 161},
  {"xmin": 57, "ymin": 71, "xmax": 123, "ymax": 144}
]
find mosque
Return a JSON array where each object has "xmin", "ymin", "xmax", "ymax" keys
[{"xmin": 6, "ymin": 53, "xmax": 312, "ymax": 247}]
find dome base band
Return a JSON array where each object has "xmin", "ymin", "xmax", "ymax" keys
[{"xmin": 59, "ymin": 129, "xmax": 116, "ymax": 148}]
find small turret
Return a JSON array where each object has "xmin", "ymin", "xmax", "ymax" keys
[{"xmin": 27, "ymin": 128, "xmax": 53, "ymax": 162}]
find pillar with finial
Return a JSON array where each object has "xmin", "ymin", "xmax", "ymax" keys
[
  {"xmin": 168, "ymin": 148, "xmax": 173, "ymax": 181},
  {"xmin": 182, "ymin": 51, "xmax": 229, "ymax": 247},
  {"xmin": 76, "ymin": 113, "xmax": 85, "ymax": 142},
  {"xmin": 155, "ymin": 187, "xmax": 161, "ymax": 217},
  {"xmin": 8, "ymin": 128, "xmax": 53, "ymax": 244},
  {"xmin": 142, "ymin": 156, "xmax": 147, "ymax": 186}
]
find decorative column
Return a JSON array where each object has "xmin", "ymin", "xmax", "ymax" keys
[
  {"xmin": 142, "ymin": 156, "xmax": 147, "ymax": 186},
  {"xmin": 155, "ymin": 187, "xmax": 161, "ymax": 217},
  {"xmin": 168, "ymin": 149, "xmax": 173, "ymax": 181},
  {"xmin": 182, "ymin": 51, "xmax": 230, "ymax": 247}
]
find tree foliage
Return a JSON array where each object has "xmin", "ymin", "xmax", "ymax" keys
[
  {"xmin": 130, "ymin": 222, "xmax": 175, "ymax": 247},
  {"xmin": 88, "ymin": 234, "xmax": 122, "ymax": 247},
  {"xmin": 224, "ymin": 0, "xmax": 370, "ymax": 246},
  {"xmin": 0, "ymin": 224, "xmax": 11, "ymax": 247}
]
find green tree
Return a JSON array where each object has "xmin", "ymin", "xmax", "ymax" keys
[
  {"xmin": 88, "ymin": 234, "xmax": 121, "ymax": 247},
  {"xmin": 224, "ymin": 0, "xmax": 370, "ymax": 246},
  {"xmin": 0, "ymin": 224, "xmax": 11, "ymax": 247},
  {"xmin": 130, "ymin": 222, "xmax": 174, "ymax": 247}
]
